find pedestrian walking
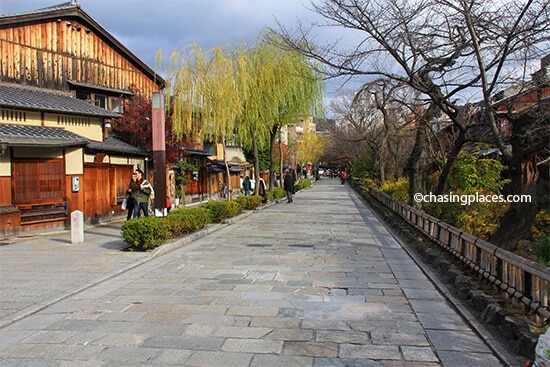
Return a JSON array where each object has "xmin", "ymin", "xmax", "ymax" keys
[
  {"xmin": 125, "ymin": 172, "xmax": 138, "ymax": 220},
  {"xmin": 242, "ymin": 176, "xmax": 252, "ymax": 196},
  {"xmin": 258, "ymin": 177, "xmax": 268, "ymax": 203},
  {"xmin": 133, "ymin": 169, "xmax": 154, "ymax": 217},
  {"xmin": 283, "ymin": 170, "xmax": 295, "ymax": 203}
]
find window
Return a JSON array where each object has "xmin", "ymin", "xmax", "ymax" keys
[
  {"xmin": 13, "ymin": 159, "xmax": 64, "ymax": 203},
  {"xmin": 94, "ymin": 94, "xmax": 107, "ymax": 109},
  {"xmin": 76, "ymin": 90, "xmax": 91, "ymax": 102},
  {"xmin": 110, "ymin": 97, "xmax": 124, "ymax": 113}
]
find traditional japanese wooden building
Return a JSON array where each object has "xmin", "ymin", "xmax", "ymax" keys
[{"xmin": 0, "ymin": 1, "xmax": 164, "ymax": 237}]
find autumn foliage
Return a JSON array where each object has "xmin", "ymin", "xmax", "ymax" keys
[{"xmin": 111, "ymin": 86, "xmax": 193, "ymax": 163}]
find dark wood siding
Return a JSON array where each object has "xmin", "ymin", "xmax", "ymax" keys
[{"xmin": 0, "ymin": 19, "xmax": 160, "ymax": 96}]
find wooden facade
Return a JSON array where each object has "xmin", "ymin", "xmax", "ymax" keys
[{"xmin": 0, "ymin": 5, "xmax": 162, "ymax": 96}]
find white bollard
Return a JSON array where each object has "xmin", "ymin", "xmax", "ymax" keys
[{"xmin": 70, "ymin": 210, "xmax": 84, "ymax": 244}]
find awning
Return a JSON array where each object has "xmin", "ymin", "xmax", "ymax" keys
[
  {"xmin": 0, "ymin": 123, "xmax": 89, "ymax": 148},
  {"xmin": 67, "ymin": 80, "xmax": 134, "ymax": 96},
  {"xmin": 0, "ymin": 82, "xmax": 120, "ymax": 118},
  {"xmin": 86, "ymin": 134, "xmax": 148, "ymax": 157},
  {"xmin": 208, "ymin": 159, "xmax": 243, "ymax": 174},
  {"xmin": 182, "ymin": 147, "xmax": 211, "ymax": 156}
]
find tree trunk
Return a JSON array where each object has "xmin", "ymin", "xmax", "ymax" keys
[
  {"xmin": 489, "ymin": 112, "xmax": 541, "ymax": 251},
  {"xmin": 435, "ymin": 130, "xmax": 465, "ymax": 195},
  {"xmin": 268, "ymin": 125, "xmax": 279, "ymax": 191},
  {"xmin": 251, "ymin": 126, "xmax": 261, "ymax": 195},
  {"xmin": 406, "ymin": 121, "xmax": 427, "ymax": 207},
  {"xmin": 222, "ymin": 136, "xmax": 232, "ymax": 201},
  {"xmin": 406, "ymin": 103, "xmax": 438, "ymax": 207}
]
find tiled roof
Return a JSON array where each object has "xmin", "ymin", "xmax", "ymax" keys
[
  {"xmin": 86, "ymin": 135, "xmax": 148, "ymax": 157},
  {"xmin": 0, "ymin": 123, "xmax": 88, "ymax": 147},
  {"xmin": 0, "ymin": 83, "xmax": 120, "ymax": 118}
]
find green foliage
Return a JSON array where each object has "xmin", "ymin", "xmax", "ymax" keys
[
  {"xmin": 295, "ymin": 178, "xmax": 312, "ymax": 191},
  {"xmin": 425, "ymin": 189, "xmax": 509, "ymax": 240},
  {"xmin": 243, "ymin": 146, "xmax": 271, "ymax": 172},
  {"xmin": 165, "ymin": 207, "xmax": 210, "ymax": 237},
  {"xmin": 271, "ymin": 187, "xmax": 286, "ymax": 200},
  {"xmin": 533, "ymin": 237, "xmax": 550, "ymax": 265},
  {"xmin": 447, "ymin": 151, "xmax": 508, "ymax": 193},
  {"xmin": 235, "ymin": 195, "xmax": 263, "ymax": 210},
  {"xmin": 532, "ymin": 209, "xmax": 550, "ymax": 242},
  {"xmin": 424, "ymin": 152, "xmax": 510, "ymax": 240},
  {"xmin": 202, "ymin": 200, "xmax": 242, "ymax": 223},
  {"xmin": 120, "ymin": 189, "xmax": 275, "ymax": 251},
  {"xmin": 351, "ymin": 152, "xmax": 379, "ymax": 186},
  {"xmin": 381, "ymin": 177, "xmax": 409, "ymax": 203},
  {"xmin": 121, "ymin": 217, "xmax": 167, "ymax": 251}
]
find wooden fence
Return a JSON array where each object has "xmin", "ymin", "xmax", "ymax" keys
[{"xmin": 366, "ymin": 186, "xmax": 550, "ymax": 324}]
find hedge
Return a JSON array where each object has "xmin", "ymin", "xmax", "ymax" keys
[
  {"xmin": 121, "ymin": 186, "xmax": 307, "ymax": 251},
  {"xmin": 202, "ymin": 200, "xmax": 242, "ymax": 223}
]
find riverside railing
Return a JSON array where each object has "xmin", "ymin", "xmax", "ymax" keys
[{"xmin": 366, "ymin": 186, "xmax": 550, "ymax": 325}]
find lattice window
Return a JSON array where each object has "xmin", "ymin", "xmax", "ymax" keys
[
  {"xmin": 13, "ymin": 159, "xmax": 64, "ymax": 203},
  {"xmin": 0, "ymin": 109, "xmax": 26, "ymax": 122}
]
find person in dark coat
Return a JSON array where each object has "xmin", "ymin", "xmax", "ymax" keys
[
  {"xmin": 125, "ymin": 172, "xmax": 138, "ymax": 220},
  {"xmin": 283, "ymin": 170, "xmax": 295, "ymax": 203}
]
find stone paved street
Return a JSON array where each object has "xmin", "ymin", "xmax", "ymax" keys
[{"xmin": 0, "ymin": 178, "xmax": 508, "ymax": 366}]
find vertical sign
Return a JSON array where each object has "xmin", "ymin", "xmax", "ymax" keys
[{"xmin": 152, "ymin": 92, "xmax": 167, "ymax": 216}]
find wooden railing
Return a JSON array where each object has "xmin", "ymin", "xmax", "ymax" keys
[{"xmin": 366, "ymin": 186, "xmax": 550, "ymax": 324}]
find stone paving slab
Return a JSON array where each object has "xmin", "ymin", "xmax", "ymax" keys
[{"xmin": 0, "ymin": 179, "xmax": 510, "ymax": 366}]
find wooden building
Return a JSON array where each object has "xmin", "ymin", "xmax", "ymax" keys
[{"xmin": 0, "ymin": 1, "xmax": 164, "ymax": 237}]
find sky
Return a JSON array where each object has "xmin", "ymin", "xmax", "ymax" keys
[{"xmin": 0, "ymin": 0, "xmax": 358, "ymax": 113}]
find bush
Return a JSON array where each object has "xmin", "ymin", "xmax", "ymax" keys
[
  {"xmin": 381, "ymin": 177, "xmax": 409, "ymax": 203},
  {"xmin": 166, "ymin": 207, "xmax": 211, "ymax": 237},
  {"xmin": 202, "ymin": 200, "xmax": 242, "ymax": 223},
  {"xmin": 121, "ymin": 193, "xmax": 274, "ymax": 251},
  {"xmin": 534, "ymin": 237, "xmax": 550, "ymax": 265},
  {"xmin": 424, "ymin": 189, "xmax": 509, "ymax": 240},
  {"xmin": 295, "ymin": 178, "xmax": 312, "ymax": 191},
  {"xmin": 532, "ymin": 209, "xmax": 550, "ymax": 242},
  {"xmin": 235, "ymin": 195, "xmax": 263, "ymax": 210},
  {"xmin": 121, "ymin": 216, "xmax": 167, "ymax": 251},
  {"xmin": 271, "ymin": 187, "xmax": 286, "ymax": 200}
]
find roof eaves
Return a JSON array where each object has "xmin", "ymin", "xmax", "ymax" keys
[{"xmin": 0, "ymin": 83, "xmax": 121, "ymax": 118}]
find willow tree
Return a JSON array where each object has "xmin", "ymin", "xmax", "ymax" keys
[
  {"xmin": 238, "ymin": 38, "xmax": 325, "ymax": 191},
  {"xmin": 166, "ymin": 43, "xmax": 242, "ymax": 199}
]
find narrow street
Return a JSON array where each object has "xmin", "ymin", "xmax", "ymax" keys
[{"xmin": 0, "ymin": 178, "xmax": 508, "ymax": 366}]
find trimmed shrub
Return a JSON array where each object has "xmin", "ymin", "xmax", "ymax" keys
[
  {"xmin": 166, "ymin": 207, "xmax": 211, "ymax": 237},
  {"xmin": 121, "ymin": 216, "xmax": 167, "ymax": 251},
  {"xmin": 295, "ymin": 178, "xmax": 312, "ymax": 191},
  {"xmin": 202, "ymin": 200, "xmax": 242, "ymax": 223},
  {"xmin": 271, "ymin": 187, "xmax": 286, "ymax": 200},
  {"xmin": 235, "ymin": 195, "xmax": 263, "ymax": 210}
]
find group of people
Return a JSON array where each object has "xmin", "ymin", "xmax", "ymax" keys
[
  {"xmin": 242, "ymin": 176, "xmax": 269, "ymax": 203},
  {"xmin": 242, "ymin": 172, "xmax": 296, "ymax": 204},
  {"xmin": 126, "ymin": 169, "xmax": 296, "ymax": 221},
  {"xmin": 125, "ymin": 169, "xmax": 154, "ymax": 220}
]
